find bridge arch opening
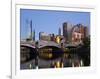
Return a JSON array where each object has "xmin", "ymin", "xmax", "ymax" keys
[
  {"xmin": 39, "ymin": 46, "xmax": 64, "ymax": 60},
  {"xmin": 20, "ymin": 45, "xmax": 37, "ymax": 64}
]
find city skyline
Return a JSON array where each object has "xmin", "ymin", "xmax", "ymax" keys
[{"xmin": 20, "ymin": 9, "xmax": 90, "ymax": 40}]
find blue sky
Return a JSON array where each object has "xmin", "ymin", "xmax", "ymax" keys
[{"xmin": 20, "ymin": 9, "xmax": 90, "ymax": 40}]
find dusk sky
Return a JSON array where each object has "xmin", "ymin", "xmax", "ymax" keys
[{"xmin": 20, "ymin": 9, "xmax": 90, "ymax": 40}]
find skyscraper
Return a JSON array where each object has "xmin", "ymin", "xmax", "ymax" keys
[
  {"xmin": 30, "ymin": 20, "xmax": 33, "ymax": 40},
  {"xmin": 67, "ymin": 23, "xmax": 73, "ymax": 43},
  {"xmin": 63, "ymin": 22, "xmax": 68, "ymax": 42},
  {"xmin": 58, "ymin": 27, "xmax": 61, "ymax": 36},
  {"xmin": 32, "ymin": 29, "xmax": 35, "ymax": 41},
  {"xmin": 26, "ymin": 20, "xmax": 33, "ymax": 41},
  {"xmin": 39, "ymin": 32, "xmax": 42, "ymax": 40}
]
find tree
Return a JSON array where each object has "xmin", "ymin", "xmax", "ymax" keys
[
  {"xmin": 77, "ymin": 36, "xmax": 90, "ymax": 66},
  {"xmin": 82, "ymin": 36, "xmax": 90, "ymax": 47}
]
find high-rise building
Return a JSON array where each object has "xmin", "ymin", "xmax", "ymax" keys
[
  {"xmin": 32, "ymin": 29, "xmax": 35, "ymax": 41},
  {"xmin": 26, "ymin": 20, "xmax": 33, "ymax": 41},
  {"xmin": 58, "ymin": 27, "xmax": 61, "ymax": 36},
  {"xmin": 67, "ymin": 23, "xmax": 73, "ymax": 43},
  {"xmin": 30, "ymin": 20, "xmax": 33, "ymax": 40},
  {"xmin": 63, "ymin": 22, "xmax": 73, "ymax": 43},
  {"xmin": 39, "ymin": 32, "xmax": 41, "ymax": 40},
  {"xmin": 63, "ymin": 22, "xmax": 68, "ymax": 42},
  {"xmin": 39, "ymin": 32, "xmax": 44, "ymax": 40}
]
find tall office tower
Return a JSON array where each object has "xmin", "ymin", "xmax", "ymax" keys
[
  {"xmin": 30, "ymin": 20, "xmax": 33, "ymax": 40},
  {"xmin": 58, "ymin": 27, "xmax": 61, "ymax": 36},
  {"xmin": 67, "ymin": 23, "xmax": 73, "ymax": 43},
  {"xmin": 32, "ymin": 29, "xmax": 35, "ymax": 41},
  {"xmin": 63, "ymin": 22, "xmax": 68, "ymax": 42},
  {"xmin": 26, "ymin": 20, "xmax": 33, "ymax": 41},
  {"xmin": 39, "ymin": 32, "xmax": 45, "ymax": 40},
  {"xmin": 39, "ymin": 32, "xmax": 42, "ymax": 40}
]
